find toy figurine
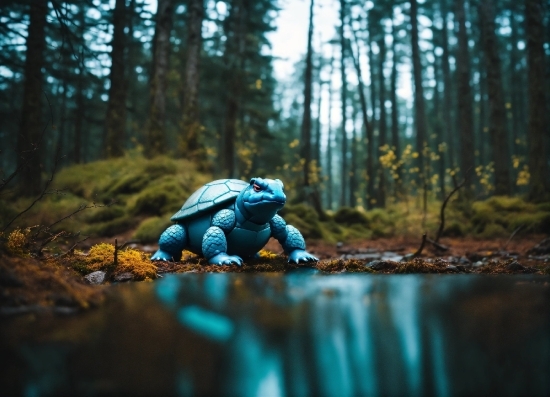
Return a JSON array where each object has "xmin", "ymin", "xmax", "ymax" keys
[{"xmin": 151, "ymin": 178, "xmax": 318, "ymax": 265}]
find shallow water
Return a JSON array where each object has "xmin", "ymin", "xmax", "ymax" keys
[{"xmin": 1, "ymin": 273, "xmax": 549, "ymax": 396}]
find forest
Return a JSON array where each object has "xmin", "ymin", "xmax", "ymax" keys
[
  {"xmin": 0, "ymin": 0, "xmax": 549, "ymax": 251},
  {"xmin": 1, "ymin": 2, "xmax": 550, "ymax": 394}
]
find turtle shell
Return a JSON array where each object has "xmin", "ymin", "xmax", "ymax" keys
[{"xmin": 170, "ymin": 179, "xmax": 249, "ymax": 222}]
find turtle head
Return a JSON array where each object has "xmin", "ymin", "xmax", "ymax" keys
[{"xmin": 238, "ymin": 178, "xmax": 286, "ymax": 224}]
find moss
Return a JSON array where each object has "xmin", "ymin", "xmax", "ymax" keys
[
  {"xmin": 143, "ymin": 158, "xmax": 178, "ymax": 177},
  {"xmin": 112, "ymin": 249, "xmax": 157, "ymax": 281},
  {"xmin": 365, "ymin": 209, "xmax": 396, "ymax": 237},
  {"xmin": 84, "ymin": 216, "xmax": 138, "ymax": 237},
  {"xmin": 334, "ymin": 207, "xmax": 369, "ymax": 225},
  {"xmin": 485, "ymin": 196, "xmax": 532, "ymax": 212},
  {"xmin": 108, "ymin": 174, "xmax": 151, "ymax": 196},
  {"xmin": 85, "ymin": 205, "xmax": 126, "ymax": 223},
  {"xmin": 536, "ymin": 202, "xmax": 550, "ymax": 212},
  {"xmin": 442, "ymin": 221, "xmax": 465, "ymax": 237},
  {"xmin": 280, "ymin": 204, "xmax": 324, "ymax": 239},
  {"xmin": 478, "ymin": 223, "xmax": 509, "ymax": 238},
  {"xmin": 509, "ymin": 212, "xmax": 550, "ymax": 234},
  {"xmin": 78, "ymin": 243, "xmax": 157, "ymax": 281},
  {"xmin": 133, "ymin": 217, "xmax": 172, "ymax": 243},
  {"xmin": 131, "ymin": 180, "xmax": 186, "ymax": 216}
]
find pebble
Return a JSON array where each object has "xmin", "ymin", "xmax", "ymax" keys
[
  {"xmin": 506, "ymin": 261, "xmax": 524, "ymax": 272},
  {"xmin": 114, "ymin": 272, "xmax": 134, "ymax": 282},
  {"xmin": 84, "ymin": 271, "xmax": 106, "ymax": 285},
  {"xmin": 366, "ymin": 260, "xmax": 397, "ymax": 271}
]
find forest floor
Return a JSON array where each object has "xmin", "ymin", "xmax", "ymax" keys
[{"xmin": 2, "ymin": 235, "xmax": 549, "ymax": 316}]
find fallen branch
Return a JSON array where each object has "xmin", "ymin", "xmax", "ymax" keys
[
  {"xmin": 412, "ymin": 233, "xmax": 427, "ymax": 258},
  {"xmin": 502, "ymin": 224, "xmax": 524, "ymax": 251},
  {"xmin": 427, "ymin": 237, "xmax": 449, "ymax": 252},
  {"xmin": 58, "ymin": 235, "xmax": 89, "ymax": 257},
  {"xmin": 434, "ymin": 167, "xmax": 472, "ymax": 243}
]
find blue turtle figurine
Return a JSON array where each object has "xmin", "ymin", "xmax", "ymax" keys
[{"xmin": 151, "ymin": 178, "xmax": 318, "ymax": 265}]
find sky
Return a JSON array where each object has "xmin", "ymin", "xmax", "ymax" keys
[
  {"xmin": 266, "ymin": 0, "xmax": 414, "ymax": 139},
  {"xmin": 266, "ymin": 0, "xmax": 340, "ymax": 81}
]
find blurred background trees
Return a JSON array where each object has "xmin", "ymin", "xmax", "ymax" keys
[{"xmin": 1, "ymin": 0, "xmax": 548, "ymax": 208}]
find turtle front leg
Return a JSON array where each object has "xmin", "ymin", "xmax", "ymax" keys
[
  {"xmin": 270, "ymin": 215, "xmax": 318, "ymax": 264},
  {"xmin": 202, "ymin": 227, "xmax": 243, "ymax": 266},
  {"xmin": 151, "ymin": 224, "xmax": 187, "ymax": 261}
]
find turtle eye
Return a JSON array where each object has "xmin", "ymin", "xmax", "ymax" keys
[{"xmin": 253, "ymin": 183, "xmax": 261, "ymax": 192}]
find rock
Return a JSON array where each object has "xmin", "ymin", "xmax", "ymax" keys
[
  {"xmin": 459, "ymin": 257, "xmax": 471, "ymax": 265},
  {"xmin": 467, "ymin": 252, "xmax": 483, "ymax": 262},
  {"xmin": 506, "ymin": 261, "xmax": 524, "ymax": 272},
  {"xmin": 455, "ymin": 265, "xmax": 468, "ymax": 272},
  {"xmin": 84, "ymin": 271, "xmax": 106, "ymax": 285},
  {"xmin": 114, "ymin": 272, "xmax": 134, "ymax": 282},
  {"xmin": 473, "ymin": 261, "xmax": 485, "ymax": 268},
  {"xmin": 366, "ymin": 260, "xmax": 397, "ymax": 271},
  {"xmin": 528, "ymin": 238, "xmax": 550, "ymax": 255},
  {"xmin": 446, "ymin": 265, "xmax": 460, "ymax": 273}
]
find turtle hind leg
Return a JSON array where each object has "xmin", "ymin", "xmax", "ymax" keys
[{"xmin": 151, "ymin": 224, "xmax": 187, "ymax": 262}]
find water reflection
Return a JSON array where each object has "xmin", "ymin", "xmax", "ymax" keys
[{"xmin": 1, "ymin": 274, "xmax": 549, "ymax": 396}]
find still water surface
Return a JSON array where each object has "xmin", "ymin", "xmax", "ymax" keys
[{"xmin": 1, "ymin": 273, "xmax": 549, "ymax": 396}]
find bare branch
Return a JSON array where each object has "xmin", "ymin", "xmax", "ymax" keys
[{"xmin": 434, "ymin": 167, "xmax": 473, "ymax": 243}]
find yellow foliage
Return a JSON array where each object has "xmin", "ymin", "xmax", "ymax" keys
[
  {"xmin": 5, "ymin": 228, "xmax": 31, "ymax": 256},
  {"xmin": 258, "ymin": 249, "xmax": 278, "ymax": 259},
  {"xmin": 516, "ymin": 165, "xmax": 530, "ymax": 186},
  {"xmin": 289, "ymin": 139, "xmax": 300, "ymax": 149},
  {"xmin": 84, "ymin": 243, "xmax": 157, "ymax": 281}
]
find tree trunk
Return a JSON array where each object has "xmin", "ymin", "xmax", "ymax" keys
[
  {"xmin": 73, "ymin": 8, "xmax": 86, "ymax": 164},
  {"xmin": 390, "ymin": 20, "xmax": 401, "ymax": 193},
  {"xmin": 181, "ymin": 0, "xmax": 204, "ymax": 158},
  {"xmin": 339, "ymin": 0, "xmax": 348, "ymax": 207},
  {"xmin": 410, "ymin": 0, "xmax": 428, "ymax": 192},
  {"xmin": 432, "ymin": 48, "xmax": 446, "ymax": 200},
  {"xmin": 478, "ymin": 0, "xmax": 510, "ymax": 195},
  {"xmin": 508, "ymin": 8, "xmax": 521, "ymax": 159},
  {"xmin": 301, "ymin": 0, "xmax": 314, "ymax": 189},
  {"xmin": 351, "ymin": 105, "xmax": 360, "ymax": 208},
  {"xmin": 349, "ymin": 22, "xmax": 374, "ymax": 209},
  {"xmin": 104, "ymin": 0, "xmax": 127, "ymax": 158},
  {"xmin": 440, "ymin": 0, "xmax": 455, "ymax": 170},
  {"xmin": 74, "ymin": 66, "xmax": 85, "ymax": 164},
  {"xmin": 525, "ymin": 0, "xmax": 550, "ymax": 199},
  {"xmin": 326, "ymin": 51, "xmax": 335, "ymax": 210},
  {"xmin": 365, "ymin": 18, "xmax": 377, "ymax": 209},
  {"xmin": 314, "ymin": 56, "xmax": 323, "ymax": 166},
  {"xmin": 146, "ymin": 0, "xmax": 173, "ymax": 158},
  {"xmin": 377, "ymin": 33, "xmax": 387, "ymax": 208},
  {"xmin": 17, "ymin": 1, "xmax": 47, "ymax": 196},
  {"xmin": 454, "ymin": 0, "xmax": 475, "ymax": 193},
  {"xmin": 223, "ymin": 0, "xmax": 246, "ymax": 178}
]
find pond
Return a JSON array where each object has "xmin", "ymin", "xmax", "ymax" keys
[{"xmin": 1, "ymin": 273, "xmax": 549, "ymax": 397}]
